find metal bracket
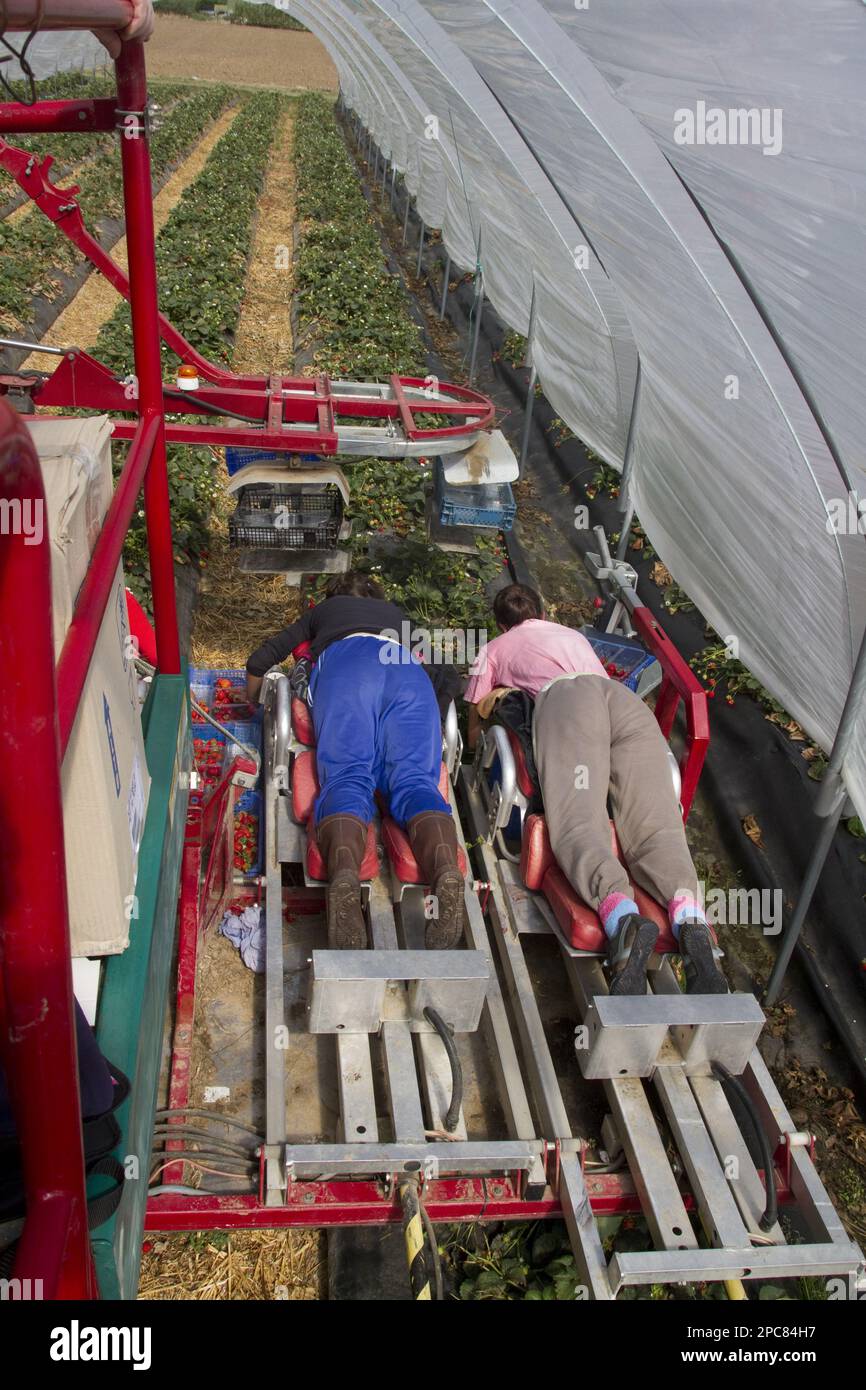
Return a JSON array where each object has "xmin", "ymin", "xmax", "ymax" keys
[
  {"xmin": 307, "ymin": 949, "xmax": 489, "ymax": 1034},
  {"xmin": 114, "ymin": 100, "xmax": 162, "ymax": 141},
  {"xmin": 577, "ymin": 992, "xmax": 765, "ymax": 1080}
]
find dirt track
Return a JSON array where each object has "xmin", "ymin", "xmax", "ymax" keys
[{"xmin": 146, "ymin": 14, "xmax": 337, "ymax": 91}]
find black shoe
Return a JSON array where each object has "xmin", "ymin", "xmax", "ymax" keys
[
  {"xmin": 327, "ymin": 870, "xmax": 367, "ymax": 950},
  {"xmin": 679, "ymin": 918, "xmax": 727, "ymax": 993},
  {"xmin": 607, "ymin": 914, "xmax": 659, "ymax": 996},
  {"xmin": 426, "ymin": 868, "xmax": 465, "ymax": 950}
]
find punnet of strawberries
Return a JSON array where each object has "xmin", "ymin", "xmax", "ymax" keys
[
  {"xmin": 193, "ymin": 736, "xmax": 229, "ymax": 789},
  {"xmin": 234, "ymin": 809, "xmax": 259, "ymax": 874},
  {"xmin": 211, "ymin": 677, "xmax": 250, "ymax": 723}
]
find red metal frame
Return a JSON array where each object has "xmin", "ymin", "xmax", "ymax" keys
[
  {"xmin": 631, "ymin": 605, "xmax": 709, "ymax": 818},
  {"xmin": 0, "ymin": 129, "xmax": 494, "ymax": 449},
  {"xmin": 145, "ymin": 1165, "xmax": 795, "ymax": 1234},
  {"xmin": 0, "ymin": 22, "xmax": 180, "ymax": 1298}
]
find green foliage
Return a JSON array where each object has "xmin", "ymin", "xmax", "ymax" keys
[
  {"xmin": 294, "ymin": 94, "xmax": 509, "ymax": 637},
  {"xmin": 344, "ymin": 458, "xmax": 427, "ymax": 537},
  {"xmin": 294, "ymin": 93, "xmax": 426, "ymax": 378},
  {"xmin": 446, "ymin": 1224, "xmax": 584, "ymax": 1301},
  {"xmin": 492, "ymin": 330, "xmax": 527, "ymax": 369},
  {"xmin": 0, "ymin": 84, "xmax": 235, "ymax": 332},
  {"xmin": 691, "ymin": 643, "xmax": 796, "ymax": 721},
  {"xmin": 584, "ymin": 463, "xmax": 620, "ymax": 500},
  {"xmin": 662, "ymin": 581, "xmax": 696, "ymax": 615},
  {"xmin": 154, "ymin": 0, "xmax": 204, "ymax": 15},
  {"xmin": 546, "ymin": 415, "xmax": 577, "ymax": 448},
  {"xmin": 230, "ymin": 2, "xmax": 306, "ymax": 28},
  {"xmin": 94, "ymin": 90, "xmax": 281, "ymax": 374}
]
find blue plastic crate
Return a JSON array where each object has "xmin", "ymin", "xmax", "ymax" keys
[
  {"xmin": 434, "ymin": 459, "xmax": 516, "ymax": 531},
  {"xmin": 234, "ymin": 788, "xmax": 263, "ymax": 880},
  {"xmin": 189, "ymin": 666, "xmax": 250, "ymax": 723},
  {"xmin": 225, "ymin": 447, "xmax": 322, "ymax": 478},
  {"xmin": 582, "ymin": 627, "xmax": 658, "ymax": 693}
]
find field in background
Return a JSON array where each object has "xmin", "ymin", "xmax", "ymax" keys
[{"xmin": 146, "ymin": 13, "xmax": 337, "ymax": 89}]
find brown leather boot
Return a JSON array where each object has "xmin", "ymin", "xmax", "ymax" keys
[
  {"xmin": 407, "ymin": 811, "xmax": 465, "ymax": 949},
  {"xmin": 317, "ymin": 814, "xmax": 368, "ymax": 949}
]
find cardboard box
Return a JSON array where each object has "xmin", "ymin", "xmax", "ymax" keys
[{"xmin": 26, "ymin": 416, "xmax": 151, "ymax": 956}]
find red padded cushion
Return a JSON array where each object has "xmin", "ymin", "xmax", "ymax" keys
[
  {"xmin": 292, "ymin": 749, "xmax": 319, "ymax": 824},
  {"xmin": 292, "ymin": 697, "xmax": 315, "ymax": 746},
  {"xmin": 381, "ymin": 816, "xmax": 468, "ymax": 885},
  {"xmin": 522, "ymin": 815, "xmax": 618, "ymax": 890},
  {"xmin": 505, "ymin": 727, "xmax": 536, "ymax": 798},
  {"xmin": 521, "ymin": 814, "xmax": 555, "ymax": 891},
  {"xmin": 305, "ymin": 818, "xmax": 379, "ymax": 882},
  {"xmin": 524, "ymin": 815, "xmax": 677, "ymax": 953}
]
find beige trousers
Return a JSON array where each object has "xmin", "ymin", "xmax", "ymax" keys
[{"xmin": 533, "ymin": 675, "xmax": 699, "ymax": 912}]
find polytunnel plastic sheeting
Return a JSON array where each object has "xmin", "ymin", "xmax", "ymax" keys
[
  {"xmin": 4, "ymin": 30, "xmax": 107, "ymax": 80},
  {"xmin": 289, "ymin": 0, "xmax": 635, "ymax": 464},
  {"xmin": 293, "ymin": 0, "xmax": 451, "ymax": 231},
  {"xmin": 545, "ymin": 0, "xmax": 866, "ymax": 496},
  {"xmin": 291, "ymin": 0, "xmax": 431, "ymax": 199},
  {"xmin": 291, "ymin": 0, "xmax": 415, "ymax": 173},
  {"xmin": 430, "ymin": 1, "xmax": 866, "ymax": 795},
  {"xmin": 354, "ymin": 0, "xmax": 637, "ymax": 460}
]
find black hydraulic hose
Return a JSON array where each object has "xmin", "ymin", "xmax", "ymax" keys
[
  {"xmin": 163, "ymin": 387, "xmax": 264, "ymax": 424},
  {"xmin": 423, "ymin": 1007, "xmax": 463, "ymax": 1134},
  {"xmin": 711, "ymin": 1061, "xmax": 778, "ymax": 1233}
]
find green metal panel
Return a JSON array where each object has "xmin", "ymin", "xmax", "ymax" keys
[{"xmin": 92, "ymin": 673, "xmax": 191, "ymax": 1299}]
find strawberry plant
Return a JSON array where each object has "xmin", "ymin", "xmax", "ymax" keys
[
  {"xmin": 690, "ymin": 643, "xmax": 826, "ymax": 772},
  {"xmin": 584, "ymin": 463, "xmax": 620, "ymax": 500}
]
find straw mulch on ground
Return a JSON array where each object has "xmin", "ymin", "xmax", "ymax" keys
[{"xmin": 139, "ymin": 1229, "xmax": 323, "ymax": 1301}]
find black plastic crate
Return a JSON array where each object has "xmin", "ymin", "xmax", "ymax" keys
[{"xmin": 228, "ymin": 483, "xmax": 343, "ymax": 551}]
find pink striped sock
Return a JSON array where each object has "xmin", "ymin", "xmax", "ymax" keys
[
  {"xmin": 599, "ymin": 891, "xmax": 640, "ymax": 940},
  {"xmin": 668, "ymin": 893, "xmax": 707, "ymax": 943}
]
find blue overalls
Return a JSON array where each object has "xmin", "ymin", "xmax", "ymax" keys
[{"xmin": 309, "ymin": 635, "xmax": 450, "ymax": 826}]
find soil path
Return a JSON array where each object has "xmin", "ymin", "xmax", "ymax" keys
[{"xmin": 190, "ymin": 105, "xmax": 300, "ymax": 667}]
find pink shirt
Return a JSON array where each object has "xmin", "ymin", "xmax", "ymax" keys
[{"xmin": 464, "ymin": 619, "xmax": 609, "ymax": 703}]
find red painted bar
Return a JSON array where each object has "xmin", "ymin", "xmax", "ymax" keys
[
  {"xmin": 631, "ymin": 605, "xmax": 709, "ymax": 819},
  {"xmin": 55, "ymin": 410, "xmax": 159, "ymax": 755},
  {"xmin": 116, "ymin": 43, "xmax": 180, "ymax": 675},
  {"xmin": 0, "ymin": 98, "xmax": 119, "ymax": 133},
  {"xmin": 0, "ymin": 401, "xmax": 95, "ymax": 1298}
]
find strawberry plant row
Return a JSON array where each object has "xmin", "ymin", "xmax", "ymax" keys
[
  {"xmin": 0, "ymin": 82, "xmax": 237, "ymax": 332},
  {"xmin": 92, "ymin": 90, "xmax": 285, "ymax": 595},
  {"xmin": 0, "ymin": 84, "xmax": 191, "ymax": 212},
  {"xmin": 295, "ymin": 93, "xmax": 426, "ymax": 380}
]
